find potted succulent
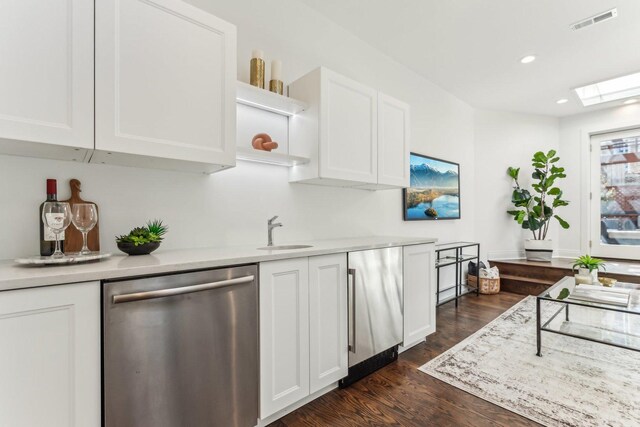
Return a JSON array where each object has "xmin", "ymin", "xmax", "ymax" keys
[
  {"xmin": 116, "ymin": 220, "xmax": 168, "ymax": 255},
  {"xmin": 507, "ymin": 150, "xmax": 570, "ymax": 261},
  {"xmin": 572, "ymin": 254, "xmax": 606, "ymax": 285}
]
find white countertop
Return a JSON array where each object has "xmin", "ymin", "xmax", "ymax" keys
[{"xmin": 0, "ymin": 236, "xmax": 437, "ymax": 292}]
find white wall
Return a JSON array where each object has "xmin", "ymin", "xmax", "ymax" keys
[
  {"xmin": 0, "ymin": 0, "xmax": 475, "ymax": 261},
  {"xmin": 558, "ymin": 103, "xmax": 640, "ymax": 256},
  {"xmin": 474, "ymin": 110, "xmax": 560, "ymax": 259}
]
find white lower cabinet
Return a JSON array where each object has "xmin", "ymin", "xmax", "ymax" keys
[
  {"xmin": 259, "ymin": 258, "xmax": 310, "ymax": 419},
  {"xmin": 260, "ymin": 254, "xmax": 348, "ymax": 419},
  {"xmin": 309, "ymin": 253, "xmax": 348, "ymax": 393},
  {"xmin": 403, "ymin": 244, "xmax": 437, "ymax": 347},
  {"xmin": 0, "ymin": 282, "xmax": 100, "ymax": 427}
]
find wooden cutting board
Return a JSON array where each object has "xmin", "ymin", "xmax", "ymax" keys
[{"xmin": 62, "ymin": 179, "xmax": 100, "ymax": 253}]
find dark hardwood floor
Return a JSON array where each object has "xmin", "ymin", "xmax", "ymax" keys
[{"xmin": 270, "ymin": 292, "xmax": 541, "ymax": 427}]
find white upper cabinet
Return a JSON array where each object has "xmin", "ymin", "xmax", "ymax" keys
[
  {"xmin": 0, "ymin": 0, "xmax": 93, "ymax": 162},
  {"xmin": 402, "ymin": 244, "xmax": 436, "ymax": 348},
  {"xmin": 358, "ymin": 93, "xmax": 410, "ymax": 190},
  {"xmin": 289, "ymin": 67, "xmax": 410, "ymax": 189},
  {"xmin": 95, "ymin": 0, "xmax": 237, "ymax": 173},
  {"xmin": 320, "ymin": 70, "xmax": 378, "ymax": 184}
]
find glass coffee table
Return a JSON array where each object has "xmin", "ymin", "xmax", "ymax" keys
[{"xmin": 536, "ymin": 276, "xmax": 640, "ymax": 356}]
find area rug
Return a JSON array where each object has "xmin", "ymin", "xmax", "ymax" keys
[{"xmin": 419, "ymin": 296, "xmax": 640, "ymax": 427}]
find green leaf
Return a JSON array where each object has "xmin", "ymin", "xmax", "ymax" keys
[
  {"xmin": 554, "ymin": 215, "xmax": 570, "ymax": 229},
  {"xmin": 533, "ymin": 151, "xmax": 546, "ymax": 162},
  {"xmin": 548, "ymin": 187, "xmax": 561, "ymax": 196},
  {"xmin": 528, "ymin": 217, "xmax": 542, "ymax": 230},
  {"xmin": 553, "ymin": 198, "xmax": 569, "ymax": 207},
  {"xmin": 549, "ymin": 157, "xmax": 560, "ymax": 163},
  {"xmin": 557, "ymin": 288, "xmax": 570, "ymax": 300},
  {"xmin": 507, "ymin": 167, "xmax": 520, "ymax": 179},
  {"xmin": 547, "ymin": 149, "xmax": 557, "ymax": 158}
]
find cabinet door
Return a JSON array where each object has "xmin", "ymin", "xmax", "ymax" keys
[
  {"xmin": 95, "ymin": 0, "xmax": 236, "ymax": 171},
  {"xmin": 309, "ymin": 254, "xmax": 348, "ymax": 394},
  {"xmin": 0, "ymin": 0, "xmax": 93, "ymax": 160},
  {"xmin": 0, "ymin": 282, "xmax": 100, "ymax": 427},
  {"xmin": 260, "ymin": 259, "xmax": 310, "ymax": 418},
  {"xmin": 320, "ymin": 69, "xmax": 377, "ymax": 184},
  {"xmin": 377, "ymin": 93, "xmax": 410, "ymax": 188},
  {"xmin": 403, "ymin": 244, "xmax": 436, "ymax": 348}
]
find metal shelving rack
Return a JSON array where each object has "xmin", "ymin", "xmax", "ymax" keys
[{"xmin": 435, "ymin": 241, "xmax": 480, "ymax": 307}]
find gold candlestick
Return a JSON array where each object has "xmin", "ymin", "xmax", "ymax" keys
[
  {"xmin": 250, "ymin": 58, "xmax": 265, "ymax": 88},
  {"xmin": 269, "ymin": 79, "xmax": 283, "ymax": 95}
]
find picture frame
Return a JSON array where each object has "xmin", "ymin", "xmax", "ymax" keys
[{"xmin": 403, "ymin": 152, "xmax": 461, "ymax": 221}]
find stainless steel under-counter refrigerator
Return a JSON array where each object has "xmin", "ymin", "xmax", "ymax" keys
[
  {"xmin": 341, "ymin": 247, "xmax": 403, "ymax": 386},
  {"xmin": 103, "ymin": 265, "xmax": 258, "ymax": 427}
]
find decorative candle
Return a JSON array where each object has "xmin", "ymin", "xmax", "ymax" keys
[
  {"xmin": 250, "ymin": 50, "xmax": 265, "ymax": 89},
  {"xmin": 271, "ymin": 60, "xmax": 282, "ymax": 81},
  {"xmin": 252, "ymin": 49, "xmax": 264, "ymax": 60},
  {"xmin": 269, "ymin": 59, "xmax": 283, "ymax": 95}
]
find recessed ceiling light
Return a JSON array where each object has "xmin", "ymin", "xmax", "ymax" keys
[
  {"xmin": 574, "ymin": 71, "xmax": 640, "ymax": 106},
  {"xmin": 556, "ymin": 98, "xmax": 568, "ymax": 104},
  {"xmin": 520, "ymin": 55, "xmax": 536, "ymax": 64},
  {"xmin": 623, "ymin": 99, "xmax": 638, "ymax": 105}
]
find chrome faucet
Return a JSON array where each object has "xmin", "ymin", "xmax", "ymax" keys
[{"xmin": 267, "ymin": 216, "xmax": 283, "ymax": 247}]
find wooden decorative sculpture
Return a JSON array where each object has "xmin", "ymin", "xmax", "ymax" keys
[
  {"xmin": 251, "ymin": 133, "xmax": 279, "ymax": 152},
  {"xmin": 63, "ymin": 179, "xmax": 100, "ymax": 252}
]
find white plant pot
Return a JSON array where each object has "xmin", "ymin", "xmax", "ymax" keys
[
  {"xmin": 524, "ymin": 239, "xmax": 553, "ymax": 262},
  {"xmin": 577, "ymin": 267, "xmax": 598, "ymax": 284},
  {"xmin": 574, "ymin": 273, "xmax": 593, "ymax": 285}
]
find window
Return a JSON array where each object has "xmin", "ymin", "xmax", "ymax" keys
[{"xmin": 591, "ymin": 129, "xmax": 640, "ymax": 259}]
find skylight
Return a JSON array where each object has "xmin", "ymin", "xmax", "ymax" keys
[{"xmin": 574, "ymin": 71, "xmax": 640, "ymax": 106}]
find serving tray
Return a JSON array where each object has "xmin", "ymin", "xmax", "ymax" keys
[{"xmin": 15, "ymin": 252, "xmax": 112, "ymax": 266}]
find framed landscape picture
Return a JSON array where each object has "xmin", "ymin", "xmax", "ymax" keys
[{"xmin": 403, "ymin": 153, "xmax": 460, "ymax": 221}]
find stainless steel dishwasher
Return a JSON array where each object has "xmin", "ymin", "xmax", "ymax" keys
[{"xmin": 103, "ymin": 265, "xmax": 258, "ymax": 427}]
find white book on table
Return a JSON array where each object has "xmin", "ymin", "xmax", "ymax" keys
[{"xmin": 569, "ymin": 285, "xmax": 630, "ymax": 307}]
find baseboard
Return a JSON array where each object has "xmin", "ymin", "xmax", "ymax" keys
[
  {"xmin": 487, "ymin": 249, "xmax": 525, "ymax": 260},
  {"xmin": 256, "ymin": 383, "xmax": 338, "ymax": 426},
  {"xmin": 438, "ymin": 284, "xmax": 471, "ymax": 302},
  {"xmin": 556, "ymin": 249, "xmax": 581, "ymax": 258}
]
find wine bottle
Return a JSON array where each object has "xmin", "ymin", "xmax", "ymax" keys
[{"xmin": 40, "ymin": 179, "xmax": 64, "ymax": 256}]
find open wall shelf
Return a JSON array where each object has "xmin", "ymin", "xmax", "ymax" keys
[
  {"xmin": 236, "ymin": 81, "xmax": 308, "ymax": 116},
  {"xmin": 236, "ymin": 147, "xmax": 309, "ymax": 167}
]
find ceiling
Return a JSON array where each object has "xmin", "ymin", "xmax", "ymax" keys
[{"xmin": 300, "ymin": 0, "xmax": 640, "ymax": 117}]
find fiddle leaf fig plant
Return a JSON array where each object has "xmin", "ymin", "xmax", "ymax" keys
[{"xmin": 507, "ymin": 150, "xmax": 570, "ymax": 240}]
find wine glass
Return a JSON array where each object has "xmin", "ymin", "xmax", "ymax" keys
[
  {"xmin": 71, "ymin": 203, "xmax": 98, "ymax": 256},
  {"xmin": 42, "ymin": 202, "xmax": 71, "ymax": 258}
]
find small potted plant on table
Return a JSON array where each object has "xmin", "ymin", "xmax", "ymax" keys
[
  {"xmin": 572, "ymin": 254, "xmax": 606, "ymax": 285},
  {"xmin": 116, "ymin": 220, "xmax": 168, "ymax": 255}
]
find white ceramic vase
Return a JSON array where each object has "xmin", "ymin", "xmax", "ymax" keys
[
  {"xmin": 577, "ymin": 267, "xmax": 598, "ymax": 284},
  {"xmin": 524, "ymin": 239, "xmax": 553, "ymax": 262}
]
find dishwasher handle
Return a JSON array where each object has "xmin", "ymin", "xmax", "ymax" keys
[{"xmin": 112, "ymin": 275, "xmax": 255, "ymax": 304}]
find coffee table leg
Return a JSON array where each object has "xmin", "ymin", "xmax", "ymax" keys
[
  {"xmin": 565, "ymin": 304, "xmax": 569, "ymax": 321},
  {"xmin": 536, "ymin": 297, "xmax": 542, "ymax": 357}
]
